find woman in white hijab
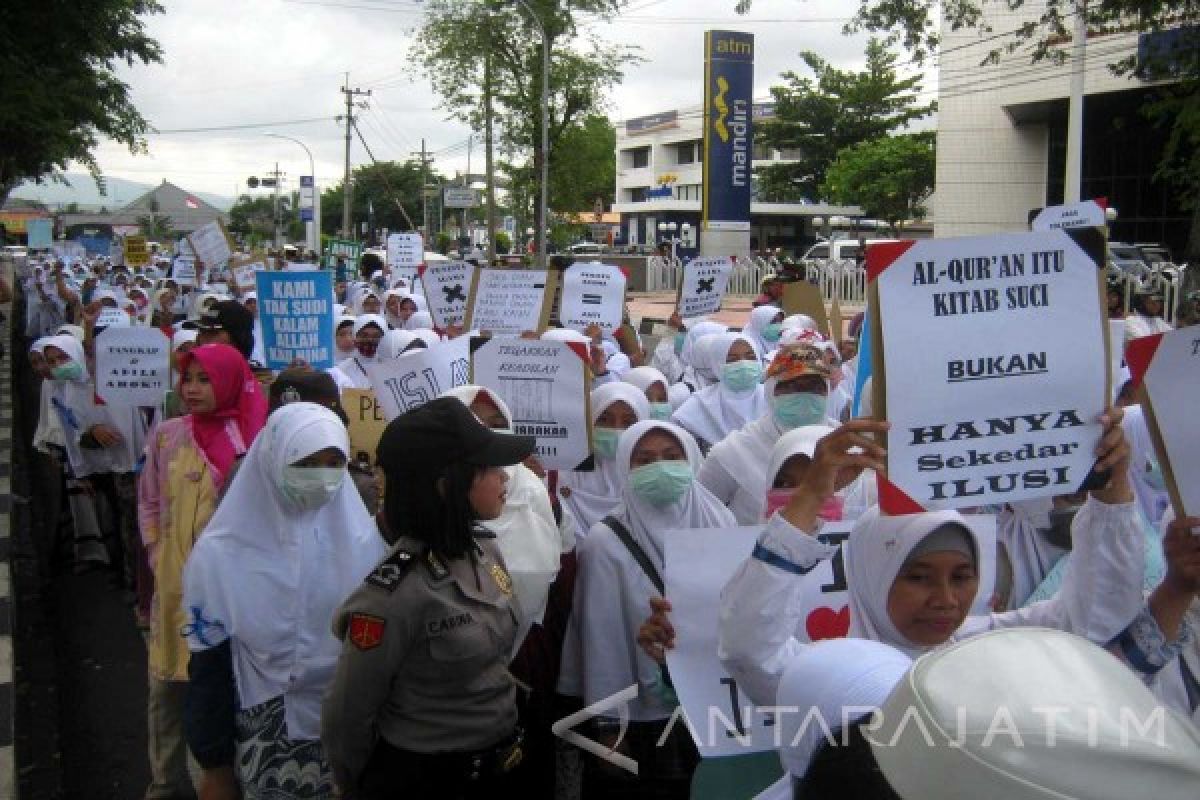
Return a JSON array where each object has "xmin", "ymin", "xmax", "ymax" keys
[
  {"xmin": 682, "ymin": 328, "xmax": 728, "ymax": 390},
  {"xmin": 183, "ymin": 403, "xmax": 386, "ymax": 800},
  {"xmin": 698, "ymin": 342, "xmax": 838, "ymax": 524},
  {"xmin": 666, "ymin": 319, "xmax": 727, "ymax": 389},
  {"xmin": 621, "ymin": 366, "xmax": 673, "ymax": 422},
  {"xmin": 559, "ymin": 420, "xmax": 734, "ymax": 796},
  {"xmin": 377, "ymin": 329, "xmax": 419, "ymax": 360},
  {"xmin": 382, "ymin": 289, "xmax": 413, "ymax": 330},
  {"xmin": 556, "ymin": 383, "xmax": 649, "ymax": 539},
  {"xmin": 329, "ymin": 314, "xmax": 387, "ymax": 390},
  {"xmin": 671, "ymin": 332, "xmax": 768, "ymax": 451},
  {"xmin": 405, "ymin": 310, "xmax": 435, "ymax": 331},
  {"xmin": 742, "ymin": 304, "xmax": 784, "ymax": 364},
  {"xmin": 442, "ymin": 386, "xmax": 566, "ymax": 632},
  {"xmin": 717, "ymin": 415, "xmax": 1152, "ymax": 710}
]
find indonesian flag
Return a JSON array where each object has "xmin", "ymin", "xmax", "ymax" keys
[{"xmin": 185, "ymin": 196, "xmax": 199, "ymax": 209}]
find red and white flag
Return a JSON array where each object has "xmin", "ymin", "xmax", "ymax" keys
[{"xmin": 185, "ymin": 196, "xmax": 199, "ymax": 209}]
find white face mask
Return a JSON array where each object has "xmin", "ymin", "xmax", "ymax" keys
[{"xmin": 279, "ymin": 465, "xmax": 345, "ymax": 510}]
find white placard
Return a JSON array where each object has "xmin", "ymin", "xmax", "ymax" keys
[
  {"xmin": 172, "ymin": 257, "xmax": 197, "ymax": 286},
  {"xmin": 233, "ymin": 261, "xmax": 267, "ymax": 292},
  {"xmin": 187, "ymin": 221, "xmax": 232, "ymax": 268},
  {"xmin": 387, "ymin": 233, "xmax": 423, "ymax": 268},
  {"xmin": 1031, "ymin": 200, "xmax": 1107, "ymax": 232},
  {"xmin": 366, "ymin": 336, "xmax": 471, "ymax": 421},
  {"xmin": 465, "ymin": 268, "xmax": 553, "ymax": 336},
  {"xmin": 284, "ymin": 261, "xmax": 320, "ymax": 272},
  {"xmin": 470, "ymin": 337, "xmax": 592, "ymax": 470},
  {"xmin": 94, "ymin": 326, "xmax": 171, "ymax": 406},
  {"xmin": 678, "ymin": 257, "xmax": 733, "ymax": 318},
  {"xmin": 559, "ymin": 263, "xmax": 625, "ymax": 333},
  {"xmin": 96, "ymin": 308, "xmax": 131, "ymax": 329},
  {"xmin": 1128, "ymin": 329, "xmax": 1200, "ymax": 518},
  {"xmin": 873, "ymin": 231, "xmax": 1108, "ymax": 512},
  {"xmin": 422, "ymin": 261, "xmax": 475, "ymax": 329}
]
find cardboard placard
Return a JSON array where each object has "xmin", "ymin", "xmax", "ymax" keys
[
  {"xmin": 366, "ymin": 336, "xmax": 471, "ymax": 421},
  {"xmin": 829, "ymin": 297, "xmax": 843, "ymax": 344},
  {"xmin": 124, "ymin": 235, "xmax": 150, "ymax": 267},
  {"xmin": 342, "ymin": 388, "xmax": 388, "ymax": 469},
  {"xmin": 422, "ymin": 260, "xmax": 475, "ymax": 329},
  {"xmin": 172, "ymin": 257, "xmax": 197, "ymax": 286},
  {"xmin": 868, "ymin": 230, "xmax": 1110, "ymax": 513},
  {"xmin": 324, "ymin": 238, "xmax": 362, "ymax": 271},
  {"xmin": 96, "ymin": 307, "xmax": 132, "ymax": 329},
  {"xmin": 559, "ymin": 263, "xmax": 626, "ymax": 333},
  {"xmin": 94, "ymin": 326, "xmax": 171, "ymax": 406},
  {"xmin": 1031, "ymin": 199, "xmax": 1107, "ymax": 232},
  {"xmin": 1127, "ymin": 329, "xmax": 1200, "ymax": 519},
  {"xmin": 231, "ymin": 257, "xmax": 267, "ymax": 292},
  {"xmin": 470, "ymin": 337, "xmax": 593, "ymax": 470},
  {"xmin": 255, "ymin": 271, "xmax": 336, "ymax": 370},
  {"xmin": 782, "ymin": 281, "xmax": 832, "ymax": 339},
  {"xmin": 464, "ymin": 268, "xmax": 557, "ymax": 337},
  {"xmin": 187, "ymin": 220, "xmax": 233, "ymax": 268},
  {"xmin": 387, "ymin": 233, "xmax": 423, "ymax": 268},
  {"xmin": 677, "ymin": 257, "xmax": 733, "ymax": 318}
]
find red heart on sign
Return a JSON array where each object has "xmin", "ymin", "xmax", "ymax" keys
[{"xmin": 806, "ymin": 606, "xmax": 850, "ymax": 641}]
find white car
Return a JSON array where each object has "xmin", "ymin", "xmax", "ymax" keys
[
  {"xmin": 3, "ymin": 245, "xmax": 28, "ymax": 259},
  {"xmin": 568, "ymin": 242, "xmax": 605, "ymax": 256}
]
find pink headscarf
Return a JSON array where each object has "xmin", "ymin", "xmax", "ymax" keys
[{"xmin": 177, "ymin": 344, "xmax": 267, "ymax": 482}]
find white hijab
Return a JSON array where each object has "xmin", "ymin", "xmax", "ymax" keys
[
  {"xmin": 182, "ymin": 403, "xmax": 386, "ymax": 741},
  {"xmin": 333, "ymin": 314, "xmax": 388, "ymax": 388},
  {"xmin": 383, "ymin": 288, "xmax": 409, "ymax": 330},
  {"xmin": 742, "ymin": 304, "xmax": 782, "ymax": 361},
  {"xmin": 670, "ymin": 332, "xmax": 767, "ymax": 447},
  {"xmin": 558, "ymin": 382, "xmax": 650, "ymax": 538},
  {"xmin": 379, "ymin": 329, "xmax": 419, "ymax": 360},
  {"xmin": 621, "ymin": 366, "xmax": 669, "ymax": 403},
  {"xmin": 406, "ymin": 310, "xmax": 435, "ymax": 331},
  {"xmin": 443, "ymin": 386, "xmax": 564, "ymax": 626},
  {"xmin": 845, "ymin": 506, "xmax": 980, "ymax": 658},
  {"xmin": 996, "ymin": 497, "xmax": 1069, "ymax": 609}
]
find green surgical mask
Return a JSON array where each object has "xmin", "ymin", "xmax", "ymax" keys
[
  {"xmin": 761, "ymin": 323, "xmax": 783, "ymax": 343},
  {"xmin": 52, "ymin": 361, "xmax": 84, "ymax": 382},
  {"xmin": 629, "ymin": 460, "xmax": 693, "ymax": 507},
  {"xmin": 722, "ymin": 360, "xmax": 763, "ymax": 393},
  {"xmin": 649, "ymin": 402, "xmax": 673, "ymax": 421},
  {"xmin": 773, "ymin": 392, "xmax": 826, "ymax": 430},
  {"xmin": 593, "ymin": 427, "xmax": 620, "ymax": 460}
]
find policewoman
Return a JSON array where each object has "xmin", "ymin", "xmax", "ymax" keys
[{"xmin": 321, "ymin": 398, "xmax": 536, "ymax": 799}]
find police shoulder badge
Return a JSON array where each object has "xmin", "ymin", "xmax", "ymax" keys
[
  {"xmin": 348, "ymin": 612, "xmax": 385, "ymax": 651},
  {"xmin": 366, "ymin": 547, "xmax": 415, "ymax": 592},
  {"xmin": 490, "ymin": 563, "xmax": 513, "ymax": 595}
]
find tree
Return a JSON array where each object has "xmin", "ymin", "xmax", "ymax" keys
[
  {"xmin": 822, "ymin": 133, "xmax": 936, "ymax": 231},
  {"xmin": 838, "ymin": 1, "xmax": 1200, "ymax": 260},
  {"xmin": 137, "ymin": 214, "xmax": 172, "ymax": 239},
  {"xmin": 548, "ymin": 115, "xmax": 616, "ymax": 213},
  {"xmin": 0, "ymin": 1, "xmax": 163, "ymax": 205},
  {"xmin": 320, "ymin": 161, "xmax": 433, "ymax": 238},
  {"xmin": 411, "ymin": 0, "xmax": 636, "ymax": 238},
  {"xmin": 755, "ymin": 39, "xmax": 936, "ymax": 203},
  {"xmin": 228, "ymin": 194, "xmax": 276, "ymax": 240}
]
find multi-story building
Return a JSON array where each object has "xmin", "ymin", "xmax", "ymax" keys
[
  {"xmin": 935, "ymin": 6, "xmax": 1190, "ymax": 257},
  {"xmin": 612, "ymin": 104, "xmax": 863, "ymax": 258}
]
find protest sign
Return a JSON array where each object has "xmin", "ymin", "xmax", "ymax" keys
[
  {"xmin": 97, "ymin": 308, "xmax": 131, "ymax": 329},
  {"xmin": 829, "ymin": 297, "xmax": 843, "ymax": 343},
  {"xmin": 324, "ymin": 238, "xmax": 362, "ymax": 271},
  {"xmin": 124, "ymin": 235, "xmax": 149, "ymax": 267},
  {"xmin": 94, "ymin": 326, "xmax": 171, "ymax": 406},
  {"xmin": 677, "ymin": 257, "xmax": 732, "ymax": 318},
  {"xmin": 470, "ymin": 337, "xmax": 593, "ymax": 470},
  {"xmin": 559, "ymin": 263, "xmax": 625, "ymax": 333},
  {"xmin": 1031, "ymin": 199, "xmax": 1107, "ymax": 232},
  {"xmin": 868, "ymin": 230, "xmax": 1109, "ymax": 513},
  {"xmin": 255, "ymin": 271, "xmax": 335, "ymax": 370},
  {"xmin": 366, "ymin": 336, "xmax": 471, "ymax": 421},
  {"xmin": 422, "ymin": 261, "xmax": 474, "ymax": 329},
  {"xmin": 1127, "ymin": 329, "xmax": 1200, "ymax": 519},
  {"xmin": 231, "ymin": 257, "xmax": 267, "ymax": 292},
  {"xmin": 26, "ymin": 218, "xmax": 53, "ymax": 250},
  {"xmin": 664, "ymin": 516, "xmax": 996, "ymax": 759},
  {"xmin": 782, "ymin": 281, "xmax": 832, "ymax": 339},
  {"xmin": 386, "ymin": 233, "xmax": 423, "ymax": 287},
  {"xmin": 284, "ymin": 262, "xmax": 319, "ymax": 272},
  {"xmin": 342, "ymin": 388, "xmax": 388, "ymax": 469},
  {"xmin": 187, "ymin": 220, "xmax": 233, "ymax": 268},
  {"xmin": 172, "ymin": 257, "xmax": 197, "ymax": 286},
  {"xmin": 464, "ymin": 268, "xmax": 557, "ymax": 336}
]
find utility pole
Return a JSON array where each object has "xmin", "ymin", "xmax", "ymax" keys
[
  {"xmin": 484, "ymin": 45, "xmax": 497, "ymax": 265},
  {"xmin": 1064, "ymin": 0, "xmax": 1087, "ymax": 203},
  {"xmin": 340, "ymin": 75, "xmax": 371, "ymax": 238},
  {"xmin": 266, "ymin": 163, "xmax": 286, "ymax": 249},
  {"xmin": 464, "ymin": 134, "xmax": 473, "ymax": 248},
  {"xmin": 412, "ymin": 139, "xmax": 434, "ymax": 241}
]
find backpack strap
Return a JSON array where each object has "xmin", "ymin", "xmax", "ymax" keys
[{"xmin": 602, "ymin": 514, "xmax": 664, "ymax": 596}]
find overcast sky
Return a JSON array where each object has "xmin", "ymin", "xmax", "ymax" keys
[{"xmin": 76, "ymin": 0, "xmax": 934, "ymax": 201}]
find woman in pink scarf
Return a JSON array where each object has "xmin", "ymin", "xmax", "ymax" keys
[{"xmin": 137, "ymin": 343, "xmax": 266, "ymax": 800}]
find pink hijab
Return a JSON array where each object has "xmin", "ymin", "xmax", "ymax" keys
[{"xmin": 177, "ymin": 344, "xmax": 267, "ymax": 482}]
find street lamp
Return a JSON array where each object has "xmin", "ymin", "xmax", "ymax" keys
[
  {"xmin": 658, "ymin": 220, "xmax": 681, "ymax": 261},
  {"xmin": 264, "ymin": 132, "xmax": 320, "ymax": 257},
  {"xmin": 511, "ymin": 0, "xmax": 549, "ymax": 269}
]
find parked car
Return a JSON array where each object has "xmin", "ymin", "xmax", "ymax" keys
[
  {"xmin": 802, "ymin": 238, "xmax": 899, "ymax": 264},
  {"xmin": 568, "ymin": 241, "xmax": 605, "ymax": 256},
  {"xmin": 1133, "ymin": 243, "xmax": 1174, "ymax": 265},
  {"xmin": 1108, "ymin": 242, "xmax": 1151, "ymax": 278}
]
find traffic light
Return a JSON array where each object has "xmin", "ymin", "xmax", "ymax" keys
[{"xmin": 247, "ymin": 176, "xmax": 259, "ymax": 188}]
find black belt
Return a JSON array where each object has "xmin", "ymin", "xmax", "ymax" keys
[{"xmin": 376, "ymin": 727, "xmax": 525, "ymax": 783}]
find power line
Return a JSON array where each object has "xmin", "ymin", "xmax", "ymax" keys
[{"xmin": 149, "ymin": 117, "xmax": 337, "ymax": 134}]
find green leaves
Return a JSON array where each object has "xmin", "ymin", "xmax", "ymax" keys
[{"xmin": 821, "ymin": 132, "xmax": 936, "ymax": 230}]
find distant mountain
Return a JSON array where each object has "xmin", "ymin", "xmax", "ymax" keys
[{"xmin": 11, "ymin": 173, "xmax": 234, "ymax": 212}]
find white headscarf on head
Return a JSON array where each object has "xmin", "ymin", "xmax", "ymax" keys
[
  {"xmin": 781, "ymin": 313, "xmax": 817, "ymax": 334},
  {"xmin": 679, "ymin": 320, "xmax": 727, "ymax": 368},
  {"xmin": 845, "ymin": 506, "xmax": 980, "ymax": 659},
  {"xmin": 557, "ymin": 382, "xmax": 650, "ymax": 538},
  {"xmin": 378, "ymin": 329, "xmax": 418, "ymax": 360},
  {"xmin": 382, "ymin": 288, "xmax": 409, "ymax": 330},
  {"xmin": 765, "ymin": 425, "xmax": 835, "ymax": 490},
  {"xmin": 541, "ymin": 327, "xmax": 591, "ymax": 345},
  {"xmin": 171, "ymin": 328, "xmax": 198, "ymax": 352},
  {"xmin": 405, "ymin": 310, "xmax": 434, "ymax": 331},
  {"xmin": 332, "ymin": 314, "xmax": 389, "ymax": 389},
  {"xmin": 182, "ymin": 403, "xmax": 386, "ymax": 742},
  {"xmin": 621, "ymin": 366, "xmax": 669, "ymax": 405},
  {"xmin": 560, "ymin": 420, "xmax": 735, "ymax": 720},
  {"xmin": 409, "ymin": 329, "xmax": 440, "ymax": 349},
  {"xmin": 353, "ymin": 287, "xmax": 381, "ymax": 316},
  {"xmin": 743, "ymin": 304, "xmax": 783, "ymax": 362},
  {"xmin": 442, "ymin": 385, "xmax": 564, "ymax": 628},
  {"xmin": 670, "ymin": 332, "xmax": 768, "ymax": 447},
  {"xmin": 667, "ymin": 382, "xmax": 692, "ymax": 411}
]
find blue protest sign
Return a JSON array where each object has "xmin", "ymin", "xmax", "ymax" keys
[{"xmin": 255, "ymin": 271, "xmax": 335, "ymax": 370}]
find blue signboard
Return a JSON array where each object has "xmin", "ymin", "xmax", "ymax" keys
[
  {"xmin": 702, "ymin": 30, "xmax": 754, "ymax": 233},
  {"xmin": 300, "ymin": 208, "xmax": 313, "ymax": 222},
  {"xmin": 255, "ymin": 270, "xmax": 336, "ymax": 370},
  {"xmin": 26, "ymin": 218, "xmax": 53, "ymax": 249}
]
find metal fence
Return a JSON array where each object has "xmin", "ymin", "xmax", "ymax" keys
[
  {"xmin": 646, "ymin": 255, "xmax": 870, "ymax": 306},
  {"xmin": 1108, "ymin": 263, "xmax": 1191, "ymax": 326}
]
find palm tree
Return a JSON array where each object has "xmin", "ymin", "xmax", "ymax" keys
[{"xmin": 137, "ymin": 213, "xmax": 173, "ymax": 239}]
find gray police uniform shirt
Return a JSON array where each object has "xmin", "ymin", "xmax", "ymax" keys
[{"xmin": 321, "ymin": 533, "xmax": 519, "ymax": 788}]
